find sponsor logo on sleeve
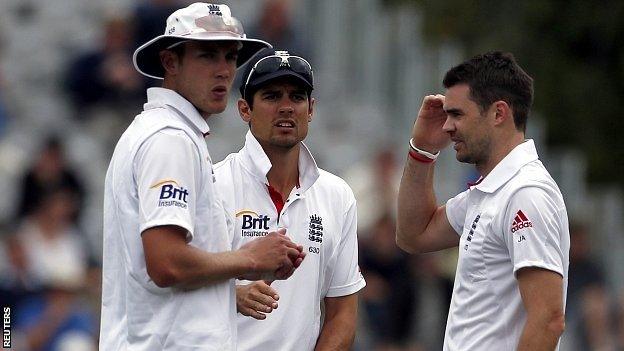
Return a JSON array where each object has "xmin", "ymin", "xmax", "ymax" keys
[
  {"xmin": 150, "ymin": 179, "xmax": 189, "ymax": 209},
  {"xmin": 236, "ymin": 210, "xmax": 270, "ymax": 237},
  {"xmin": 511, "ymin": 210, "xmax": 532, "ymax": 242}
]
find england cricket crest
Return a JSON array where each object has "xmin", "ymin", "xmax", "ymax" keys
[{"xmin": 309, "ymin": 214, "xmax": 323, "ymax": 243}]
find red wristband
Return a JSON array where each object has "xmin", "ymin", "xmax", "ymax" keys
[{"xmin": 408, "ymin": 150, "xmax": 435, "ymax": 163}]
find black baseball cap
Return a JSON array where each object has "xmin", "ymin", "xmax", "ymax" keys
[{"xmin": 239, "ymin": 48, "xmax": 314, "ymax": 102}]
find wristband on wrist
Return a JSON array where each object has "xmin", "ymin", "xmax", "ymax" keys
[
  {"xmin": 409, "ymin": 138, "xmax": 440, "ymax": 160},
  {"xmin": 408, "ymin": 149, "xmax": 435, "ymax": 163}
]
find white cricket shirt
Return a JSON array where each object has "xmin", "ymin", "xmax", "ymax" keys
[
  {"xmin": 444, "ymin": 139, "xmax": 570, "ymax": 350},
  {"xmin": 100, "ymin": 88, "xmax": 235, "ymax": 351},
  {"xmin": 214, "ymin": 131, "xmax": 366, "ymax": 351}
]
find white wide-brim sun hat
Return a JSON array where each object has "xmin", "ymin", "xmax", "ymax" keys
[{"xmin": 133, "ymin": 3, "xmax": 271, "ymax": 80}]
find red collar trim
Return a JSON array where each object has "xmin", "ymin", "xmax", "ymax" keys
[
  {"xmin": 467, "ymin": 177, "xmax": 484, "ymax": 189},
  {"xmin": 267, "ymin": 184, "xmax": 285, "ymax": 214},
  {"xmin": 266, "ymin": 180, "xmax": 300, "ymax": 214}
]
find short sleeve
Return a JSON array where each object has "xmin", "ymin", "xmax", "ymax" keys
[
  {"xmin": 503, "ymin": 186, "xmax": 566, "ymax": 277},
  {"xmin": 446, "ymin": 189, "xmax": 470, "ymax": 236},
  {"xmin": 326, "ymin": 196, "xmax": 366, "ymax": 297},
  {"xmin": 135, "ymin": 129, "xmax": 200, "ymax": 241}
]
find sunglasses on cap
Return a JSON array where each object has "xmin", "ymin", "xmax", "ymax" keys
[{"xmin": 243, "ymin": 51, "xmax": 314, "ymax": 99}]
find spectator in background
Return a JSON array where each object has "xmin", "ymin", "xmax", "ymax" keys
[
  {"xmin": 16, "ymin": 186, "xmax": 89, "ymax": 289},
  {"xmin": 65, "ymin": 15, "xmax": 143, "ymax": 117},
  {"xmin": 562, "ymin": 222, "xmax": 617, "ymax": 350},
  {"xmin": 233, "ymin": 0, "xmax": 310, "ymax": 89},
  {"xmin": 360, "ymin": 213, "xmax": 417, "ymax": 350},
  {"xmin": 0, "ymin": 226, "xmax": 39, "ymax": 310},
  {"xmin": 344, "ymin": 148, "xmax": 401, "ymax": 237},
  {"xmin": 11, "ymin": 258, "xmax": 96, "ymax": 351},
  {"xmin": 65, "ymin": 14, "xmax": 146, "ymax": 147},
  {"xmin": 132, "ymin": 0, "xmax": 186, "ymax": 90},
  {"xmin": 132, "ymin": 0, "xmax": 185, "ymax": 52},
  {"xmin": 10, "ymin": 186, "xmax": 96, "ymax": 351},
  {"xmin": 249, "ymin": 0, "xmax": 308, "ymax": 57},
  {"xmin": 15, "ymin": 136, "xmax": 84, "ymax": 225}
]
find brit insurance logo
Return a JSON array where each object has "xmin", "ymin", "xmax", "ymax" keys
[
  {"xmin": 309, "ymin": 214, "xmax": 323, "ymax": 243},
  {"xmin": 236, "ymin": 210, "xmax": 271, "ymax": 237},
  {"xmin": 150, "ymin": 179, "xmax": 189, "ymax": 209}
]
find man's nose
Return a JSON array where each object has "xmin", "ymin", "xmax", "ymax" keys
[
  {"xmin": 442, "ymin": 117, "xmax": 454, "ymax": 132},
  {"xmin": 278, "ymin": 104, "xmax": 294, "ymax": 114},
  {"xmin": 215, "ymin": 57, "xmax": 233, "ymax": 80}
]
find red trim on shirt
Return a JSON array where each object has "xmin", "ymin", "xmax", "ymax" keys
[
  {"xmin": 467, "ymin": 177, "xmax": 484, "ymax": 188},
  {"xmin": 267, "ymin": 184, "xmax": 285, "ymax": 214},
  {"xmin": 266, "ymin": 181, "xmax": 300, "ymax": 215}
]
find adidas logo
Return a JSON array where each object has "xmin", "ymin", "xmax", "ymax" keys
[{"xmin": 510, "ymin": 210, "xmax": 532, "ymax": 233}]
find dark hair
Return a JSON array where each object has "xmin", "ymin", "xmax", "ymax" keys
[{"xmin": 443, "ymin": 51, "xmax": 534, "ymax": 132}]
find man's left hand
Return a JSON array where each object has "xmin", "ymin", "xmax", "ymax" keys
[{"xmin": 236, "ymin": 281, "xmax": 279, "ymax": 320}]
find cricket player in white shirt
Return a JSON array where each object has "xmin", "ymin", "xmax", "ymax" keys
[
  {"xmin": 214, "ymin": 49, "xmax": 366, "ymax": 350},
  {"xmin": 100, "ymin": 4, "xmax": 305, "ymax": 350},
  {"xmin": 396, "ymin": 52, "xmax": 569, "ymax": 351}
]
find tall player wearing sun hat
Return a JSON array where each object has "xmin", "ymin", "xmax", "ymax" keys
[
  {"xmin": 101, "ymin": 4, "xmax": 306, "ymax": 350},
  {"xmin": 214, "ymin": 49, "xmax": 366, "ymax": 350}
]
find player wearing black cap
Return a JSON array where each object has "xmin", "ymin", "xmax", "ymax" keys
[{"xmin": 214, "ymin": 49, "xmax": 366, "ymax": 350}]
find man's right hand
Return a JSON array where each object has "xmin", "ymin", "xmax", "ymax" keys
[
  {"xmin": 239, "ymin": 228, "xmax": 305, "ymax": 281},
  {"xmin": 411, "ymin": 94, "xmax": 451, "ymax": 153}
]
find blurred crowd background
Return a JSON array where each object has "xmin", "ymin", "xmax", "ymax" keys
[{"xmin": 0, "ymin": 0, "xmax": 622, "ymax": 350}]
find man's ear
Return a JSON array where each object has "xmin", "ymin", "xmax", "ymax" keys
[
  {"xmin": 160, "ymin": 50, "xmax": 179, "ymax": 76},
  {"xmin": 308, "ymin": 97, "xmax": 315, "ymax": 122},
  {"xmin": 492, "ymin": 100, "xmax": 512, "ymax": 126},
  {"xmin": 238, "ymin": 98, "xmax": 252, "ymax": 123}
]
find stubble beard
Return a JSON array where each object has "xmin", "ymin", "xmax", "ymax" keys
[
  {"xmin": 457, "ymin": 136, "xmax": 491, "ymax": 167},
  {"xmin": 269, "ymin": 134, "xmax": 299, "ymax": 149}
]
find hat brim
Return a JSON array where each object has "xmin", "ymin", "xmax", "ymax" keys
[
  {"xmin": 244, "ymin": 70, "xmax": 313, "ymax": 96},
  {"xmin": 133, "ymin": 34, "xmax": 272, "ymax": 80}
]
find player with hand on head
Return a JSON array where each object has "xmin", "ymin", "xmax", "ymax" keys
[
  {"xmin": 396, "ymin": 52, "xmax": 570, "ymax": 351},
  {"xmin": 100, "ymin": 4, "xmax": 304, "ymax": 350},
  {"xmin": 214, "ymin": 49, "xmax": 366, "ymax": 351}
]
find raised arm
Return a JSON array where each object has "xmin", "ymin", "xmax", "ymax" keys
[{"xmin": 396, "ymin": 95, "xmax": 459, "ymax": 254}]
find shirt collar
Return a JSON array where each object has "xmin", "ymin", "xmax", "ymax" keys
[
  {"xmin": 144, "ymin": 87, "xmax": 210, "ymax": 136},
  {"xmin": 240, "ymin": 130, "xmax": 320, "ymax": 193},
  {"xmin": 473, "ymin": 139, "xmax": 539, "ymax": 193}
]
